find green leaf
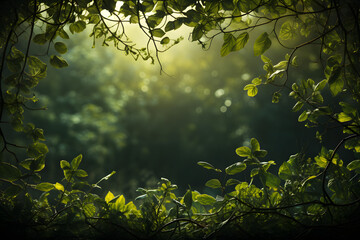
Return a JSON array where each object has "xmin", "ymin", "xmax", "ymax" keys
[
  {"xmin": 243, "ymin": 84, "xmax": 258, "ymax": 97},
  {"xmin": 105, "ymin": 191, "xmax": 115, "ymax": 203},
  {"xmin": 54, "ymin": 42, "xmax": 68, "ymax": 54},
  {"xmin": 36, "ymin": 182, "xmax": 55, "ymax": 192},
  {"xmin": 264, "ymin": 172, "xmax": 280, "ymax": 189},
  {"xmin": 160, "ymin": 37, "xmax": 170, "ymax": 45},
  {"xmin": 71, "ymin": 154, "xmax": 82, "ymax": 170},
  {"xmin": 236, "ymin": 146, "xmax": 252, "ymax": 157},
  {"xmin": 75, "ymin": 169, "xmax": 88, "ymax": 178},
  {"xmin": 102, "ymin": 0, "xmax": 116, "ymax": 12},
  {"xmin": 54, "ymin": 182, "xmax": 65, "ymax": 192},
  {"xmin": 337, "ymin": 112, "xmax": 352, "ymax": 122},
  {"xmin": 292, "ymin": 101, "xmax": 304, "ymax": 112},
  {"xmin": 225, "ymin": 162, "xmax": 246, "ymax": 175},
  {"xmin": 165, "ymin": 20, "xmax": 182, "ymax": 32},
  {"xmin": 28, "ymin": 56, "xmax": 47, "ymax": 79},
  {"xmin": 347, "ymin": 160, "xmax": 360, "ymax": 171},
  {"xmin": 50, "ymin": 55, "xmax": 68, "ymax": 68},
  {"xmin": 314, "ymin": 79, "xmax": 327, "ymax": 91},
  {"xmin": 254, "ymin": 32, "xmax": 272, "ymax": 56},
  {"xmin": 197, "ymin": 161, "xmax": 222, "ymax": 172},
  {"xmin": 225, "ymin": 179, "xmax": 241, "ymax": 186},
  {"xmin": 151, "ymin": 28, "xmax": 165, "ymax": 38},
  {"xmin": 83, "ymin": 203, "xmax": 96, "ymax": 217},
  {"xmin": 233, "ymin": 32, "xmax": 249, "ymax": 51},
  {"xmin": 33, "ymin": 34, "xmax": 47, "ymax": 45},
  {"xmin": 196, "ymin": 194, "xmax": 216, "ymax": 205},
  {"xmin": 183, "ymin": 189, "xmax": 193, "ymax": 210},
  {"xmin": 60, "ymin": 160, "xmax": 71, "ymax": 170},
  {"xmin": 69, "ymin": 21, "xmax": 86, "ymax": 34},
  {"xmin": 59, "ymin": 29, "xmax": 70, "ymax": 39},
  {"xmin": 0, "ymin": 163, "xmax": 22, "ymax": 182},
  {"xmin": 250, "ymin": 138, "xmax": 260, "ymax": 151},
  {"xmin": 221, "ymin": 33, "xmax": 236, "ymax": 57},
  {"xmin": 278, "ymin": 162, "xmax": 292, "ymax": 180},
  {"xmin": 328, "ymin": 65, "xmax": 343, "ymax": 96},
  {"xmin": 192, "ymin": 24, "xmax": 203, "ymax": 41},
  {"xmin": 205, "ymin": 179, "xmax": 222, "ymax": 189},
  {"xmin": 298, "ymin": 110, "xmax": 308, "ymax": 122}
]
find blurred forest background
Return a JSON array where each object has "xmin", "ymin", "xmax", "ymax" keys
[{"xmin": 15, "ymin": 23, "xmax": 324, "ymax": 199}]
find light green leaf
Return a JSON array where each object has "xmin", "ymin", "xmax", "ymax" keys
[
  {"xmin": 233, "ymin": 32, "xmax": 249, "ymax": 51},
  {"xmin": 337, "ymin": 112, "xmax": 352, "ymax": 122},
  {"xmin": 71, "ymin": 154, "xmax": 82, "ymax": 170},
  {"xmin": 250, "ymin": 138, "xmax": 260, "ymax": 151},
  {"xmin": 196, "ymin": 194, "xmax": 216, "ymax": 205},
  {"xmin": 225, "ymin": 162, "xmax": 246, "ymax": 175},
  {"xmin": 36, "ymin": 182, "xmax": 55, "ymax": 192},
  {"xmin": 236, "ymin": 146, "xmax": 252, "ymax": 157},
  {"xmin": 298, "ymin": 110, "xmax": 308, "ymax": 122},
  {"xmin": 221, "ymin": 33, "xmax": 236, "ymax": 57},
  {"xmin": 197, "ymin": 161, "xmax": 222, "ymax": 172},
  {"xmin": 205, "ymin": 179, "xmax": 222, "ymax": 189},
  {"xmin": 243, "ymin": 84, "xmax": 258, "ymax": 97},
  {"xmin": 60, "ymin": 160, "xmax": 71, "ymax": 170},
  {"xmin": 292, "ymin": 101, "xmax": 304, "ymax": 112},
  {"xmin": 54, "ymin": 182, "xmax": 65, "ymax": 192},
  {"xmin": 105, "ymin": 191, "xmax": 115, "ymax": 203},
  {"xmin": 83, "ymin": 203, "xmax": 96, "ymax": 217},
  {"xmin": 254, "ymin": 32, "xmax": 272, "ymax": 56}
]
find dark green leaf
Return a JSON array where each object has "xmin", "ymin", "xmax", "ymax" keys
[
  {"xmin": 183, "ymin": 189, "xmax": 192, "ymax": 210},
  {"xmin": 54, "ymin": 42, "xmax": 68, "ymax": 54},
  {"xmin": 347, "ymin": 160, "xmax": 360, "ymax": 171},
  {"xmin": 328, "ymin": 65, "xmax": 343, "ymax": 96},
  {"xmin": 50, "ymin": 55, "xmax": 68, "ymax": 68},
  {"xmin": 33, "ymin": 34, "xmax": 47, "ymax": 45},
  {"xmin": 0, "ymin": 163, "xmax": 21, "ymax": 182},
  {"xmin": 151, "ymin": 28, "xmax": 165, "ymax": 38}
]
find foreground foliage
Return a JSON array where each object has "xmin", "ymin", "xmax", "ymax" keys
[{"xmin": 1, "ymin": 0, "xmax": 360, "ymax": 239}]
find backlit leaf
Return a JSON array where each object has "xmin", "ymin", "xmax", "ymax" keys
[
  {"xmin": 347, "ymin": 160, "xmax": 360, "ymax": 171},
  {"xmin": 225, "ymin": 162, "xmax": 246, "ymax": 175},
  {"xmin": 236, "ymin": 146, "xmax": 252, "ymax": 157},
  {"xmin": 196, "ymin": 194, "xmax": 216, "ymax": 205},
  {"xmin": 205, "ymin": 179, "xmax": 222, "ymax": 189},
  {"xmin": 254, "ymin": 32, "xmax": 272, "ymax": 56},
  {"xmin": 36, "ymin": 182, "xmax": 55, "ymax": 192}
]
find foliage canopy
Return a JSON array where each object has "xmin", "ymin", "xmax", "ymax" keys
[{"xmin": 1, "ymin": 0, "xmax": 360, "ymax": 239}]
